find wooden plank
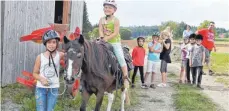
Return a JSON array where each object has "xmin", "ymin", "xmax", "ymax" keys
[
  {"xmin": 62, "ymin": 0, "xmax": 70, "ymax": 24},
  {"xmin": 1, "ymin": 1, "xmax": 55, "ymax": 86},
  {"xmin": 0, "ymin": 1, "xmax": 3, "ymax": 86},
  {"xmin": 69, "ymin": 1, "xmax": 84, "ymax": 33}
]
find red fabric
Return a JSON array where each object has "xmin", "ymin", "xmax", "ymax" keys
[
  {"xmin": 198, "ymin": 29, "xmax": 215, "ymax": 50},
  {"xmin": 74, "ymin": 27, "xmax": 80, "ymax": 35},
  {"xmin": 132, "ymin": 46, "xmax": 145, "ymax": 66}
]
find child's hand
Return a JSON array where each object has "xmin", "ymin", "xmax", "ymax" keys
[
  {"xmin": 103, "ymin": 37, "xmax": 108, "ymax": 42},
  {"xmin": 40, "ymin": 77, "xmax": 49, "ymax": 86},
  {"xmin": 202, "ymin": 61, "xmax": 205, "ymax": 66},
  {"xmin": 153, "ymin": 40, "xmax": 157, "ymax": 44},
  {"xmin": 189, "ymin": 63, "xmax": 192, "ymax": 67}
]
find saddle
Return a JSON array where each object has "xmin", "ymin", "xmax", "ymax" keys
[{"xmin": 95, "ymin": 40, "xmax": 133, "ymax": 87}]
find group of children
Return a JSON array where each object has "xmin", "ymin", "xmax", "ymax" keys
[
  {"xmin": 180, "ymin": 33, "xmax": 205, "ymax": 89},
  {"xmin": 131, "ymin": 31, "xmax": 172, "ymax": 89},
  {"xmin": 131, "ymin": 32, "xmax": 205, "ymax": 89}
]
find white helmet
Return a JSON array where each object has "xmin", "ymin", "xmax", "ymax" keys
[{"xmin": 103, "ymin": 0, "xmax": 117, "ymax": 9}]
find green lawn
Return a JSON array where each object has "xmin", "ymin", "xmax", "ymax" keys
[
  {"xmin": 173, "ymin": 83, "xmax": 218, "ymax": 111},
  {"xmin": 209, "ymin": 53, "xmax": 229, "ymax": 75}
]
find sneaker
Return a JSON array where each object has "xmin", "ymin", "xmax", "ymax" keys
[
  {"xmin": 179, "ymin": 80, "xmax": 182, "ymax": 84},
  {"xmin": 141, "ymin": 84, "xmax": 148, "ymax": 89},
  {"xmin": 157, "ymin": 83, "xmax": 166, "ymax": 87},
  {"xmin": 187, "ymin": 80, "xmax": 191, "ymax": 84},
  {"xmin": 209, "ymin": 70, "xmax": 214, "ymax": 76},
  {"xmin": 197, "ymin": 84, "xmax": 204, "ymax": 90},
  {"xmin": 131, "ymin": 84, "xmax": 135, "ymax": 88},
  {"xmin": 149, "ymin": 84, "xmax": 156, "ymax": 89},
  {"xmin": 202, "ymin": 71, "xmax": 207, "ymax": 75}
]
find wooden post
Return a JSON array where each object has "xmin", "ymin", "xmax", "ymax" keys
[{"xmin": 62, "ymin": 0, "xmax": 70, "ymax": 24}]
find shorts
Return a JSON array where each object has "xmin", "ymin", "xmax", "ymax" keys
[
  {"xmin": 181, "ymin": 60, "xmax": 187, "ymax": 68},
  {"xmin": 146, "ymin": 60, "xmax": 159, "ymax": 73},
  {"xmin": 111, "ymin": 43, "xmax": 127, "ymax": 67},
  {"xmin": 205, "ymin": 48, "xmax": 211, "ymax": 63},
  {"xmin": 160, "ymin": 60, "xmax": 168, "ymax": 73}
]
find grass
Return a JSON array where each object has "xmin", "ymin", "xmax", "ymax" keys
[
  {"xmin": 1, "ymin": 72, "xmax": 138, "ymax": 111},
  {"xmin": 214, "ymin": 38, "xmax": 229, "ymax": 42},
  {"xmin": 209, "ymin": 53, "xmax": 229, "ymax": 76},
  {"xmin": 173, "ymin": 83, "xmax": 218, "ymax": 111},
  {"xmin": 168, "ymin": 73, "xmax": 178, "ymax": 78}
]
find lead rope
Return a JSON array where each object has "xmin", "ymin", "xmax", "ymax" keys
[{"xmin": 49, "ymin": 51, "xmax": 67, "ymax": 96}]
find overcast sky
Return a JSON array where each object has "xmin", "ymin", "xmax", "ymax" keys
[{"xmin": 85, "ymin": 0, "xmax": 229, "ymax": 29}]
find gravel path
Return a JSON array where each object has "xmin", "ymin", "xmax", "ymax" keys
[{"xmin": 127, "ymin": 60, "xmax": 180, "ymax": 111}]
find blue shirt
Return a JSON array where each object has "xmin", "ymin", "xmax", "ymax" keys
[
  {"xmin": 148, "ymin": 42, "xmax": 161, "ymax": 62},
  {"xmin": 183, "ymin": 30, "xmax": 193, "ymax": 38}
]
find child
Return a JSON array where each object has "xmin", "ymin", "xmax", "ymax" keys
[
  {"xmin": 186, "ymin": 33, "xmax": 196, "ymax": 84},
  {"xmin": 99, "ymin": 0, "xmax": 130, "ymax": 104},
  {"xmin": 158, "ymin": 31, "xmax": 172, "ymax": 87},
  {"xmin": 190, "ymin": 34, "xmax": 205, "ymax": 89},
  {"xmin": 99, "ymin": 0, "xmax": 130, "ymax": 89},
  {"xmin": 33, "ymin": 30, "xmax": 65, "ymax": 111},
  {"xmin": 179, "ymin": 37, "xmax": 189, "ymax": 83},
  {"xmin": 143, "ymin": 32, "xmax": 161, "ymax": 89},
  {"xmin": 131, "ymin": 37, "xmax": 146, "ymax": 88}
]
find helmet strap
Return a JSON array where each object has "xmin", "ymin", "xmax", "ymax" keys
[
  {"xmin": 46, "ymin": 42, "xmax": 59, "ymax": 77},
  {"xmin": 105, "ymin": 15, "xmax": 111, "ymax": 20},
  {"xmin": 47, "ymin": 50, "xmax": 58, "ymax": 77}
]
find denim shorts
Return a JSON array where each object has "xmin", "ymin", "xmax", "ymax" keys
[
  {"xmin": 111, "ymin": 43, "xmax": 127, "ymax": 67},
  {"xmin": 35, "ymin": 87, "xmax": 58, "ymax": 111}
]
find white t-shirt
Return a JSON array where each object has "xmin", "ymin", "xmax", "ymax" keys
[
  {"xmin": 180, "ymin": 43, "xmax": 193, "ymax": 59},
  {"xmin": 186, "ymin": 44, "xmax": 194, "ymax": 59},
  {"xmin": 36, "ymin": 51, "xmax": 60, "ymax": 88}
]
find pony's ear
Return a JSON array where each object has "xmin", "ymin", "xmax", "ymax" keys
[
  {"xmin": 78, "ymin": 34, "xmax": 84, "ymax": 44},
  {"xmin": 64, "ymin": 36, "xmax": 70, "ymax": 44}
]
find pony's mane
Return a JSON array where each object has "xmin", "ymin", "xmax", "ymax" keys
[{"xmin": 82, "ymin": 40, "xmax": 119, "ymax": 80}]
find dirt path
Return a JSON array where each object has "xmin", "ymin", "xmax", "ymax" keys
[{"xmin": 127, "ymin": 61, "xmax": 180, "ymax": 111}]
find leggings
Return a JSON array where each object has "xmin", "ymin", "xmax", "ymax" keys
[
  {"xmin": 191, "ymin": 66, "xmax": 203, "ymax": 85},
  {"xmin": 132, "ymin": 66, "xmax": 144, "ymax": 84}
]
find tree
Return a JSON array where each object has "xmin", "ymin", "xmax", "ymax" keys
[
  {"xmin": 174, "ymin": 21, "xmax": 187, "ymax": 39},
  {"xmin": 197, "ymin": 20, "xmax": 211, "ymax": 30},
  {"xmin": 159, "ymin": 21, "xmax": 179, "ymax": 39},
  {"xmin": 120, "ymin": 28, "xmax": 132, "ymax": 40},
  {"xmin": 88, "ymin": 27, "xmax": 99, "ymax": 40},
  {"xmin": 82, "ymin": 2, "xmax": 92, "ymax": 39},
  {"xmin": 159, "ymin": 21, "xmax": 178, "ymax": 32}
]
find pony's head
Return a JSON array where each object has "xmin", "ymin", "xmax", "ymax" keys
[{"xmin": 63, "ymin": 35, "xmax": 84, "ymax": 83}]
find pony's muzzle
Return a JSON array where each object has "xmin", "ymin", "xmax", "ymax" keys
[{"xmin": 64, "ymin": 76, "xmax": 75, "ymax": 84}]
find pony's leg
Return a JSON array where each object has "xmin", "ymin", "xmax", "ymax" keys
[
  {"xmin": 80, "ymin": 90, "xmax": 91, "ymax": 111},
  {"xmin": 107, "ymin": 93, "xmax": 114, "ymax": 111},
  {"xmin": 95, "ymin": 92, "xmax": 105, "ymax": 111},
  {"xmin": 121, "ymin": 88, "xmax": 127, "ymax": 111}
]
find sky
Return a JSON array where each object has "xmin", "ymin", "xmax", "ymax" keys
[{"xmin": 85, "ymin": 0, "xmax": 229, "ymax": 29}]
